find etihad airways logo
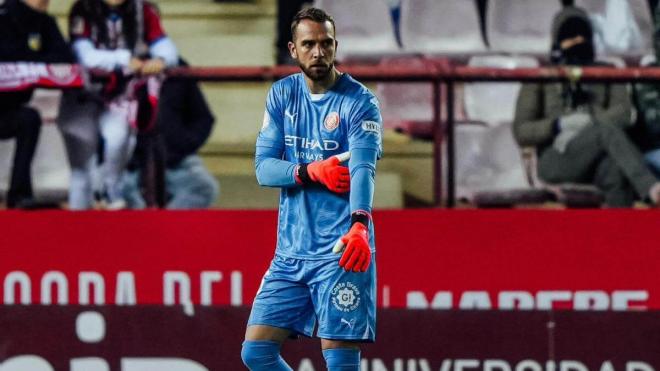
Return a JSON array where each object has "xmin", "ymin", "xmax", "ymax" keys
[{"xmin": 284, "ymin": 135, "xmax": 339, "ymax": 151}]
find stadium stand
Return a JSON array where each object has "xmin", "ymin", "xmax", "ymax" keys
[
  {"xmin": 576, "ymin": 0, "xmax": 653, "ymax": 56},
  {"xmin": 314, "ymin": 0, "xmax": 400, "ymax": 61},
  {"xmin": 457, "ymin": 55, "xmax": 539, "ymax": 202},
  {"xmin": 5, "ymin": 0, "xmax": 651, "ymax": 209},
  {"xmin": 400, "ymin": 0, "xmax": 486, "ymax": 55},
  {"xmin": 0, "ymin": 90, "xmax": 69, "ymax": 205},
  {"xmin": 464, "ymin": 55, "xmax": 539, "ymax": 126},
  {"xmin": 376, "ymin": 56, "xmax": 437, "ymax": 138},
  {"xmin": 486, "ymin": 0, "xmax": 561, "ymax": 54}
]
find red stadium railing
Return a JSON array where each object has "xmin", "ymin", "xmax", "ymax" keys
[{"xmin": 6, "ymin": 62, "xmax": 660, "ymax": 207}]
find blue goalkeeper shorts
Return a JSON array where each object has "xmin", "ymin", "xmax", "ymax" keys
[{"xmin": 247, "ymin": 254, "xmax": 377, "ymax": 342}]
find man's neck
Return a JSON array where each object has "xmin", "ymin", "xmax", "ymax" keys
[{"xmin": 305, "ymin": 68, "xmax": 340, "ymax": 94}]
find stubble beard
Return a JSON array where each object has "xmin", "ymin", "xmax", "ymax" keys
[{"xmin": 299, "ymin": 62, "xmax": 334, "ymax": 82}]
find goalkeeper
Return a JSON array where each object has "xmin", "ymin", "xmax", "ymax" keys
[{"xmin": 241, "ymin": 7, "xmax": 382, "ymax": 371}]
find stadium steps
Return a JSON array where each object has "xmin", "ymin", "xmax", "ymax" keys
[
  {"xmin": 201, "ymin": 132, "xmax": 426, "ymax": 208},
  {"xmin": 213, "ymin": 171, "xmax": 403, "ymax": 209}
]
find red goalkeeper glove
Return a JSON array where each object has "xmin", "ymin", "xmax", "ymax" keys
[
  {"xmin": 334, "ymin": 222, "xmax": 371, "ymax": 272},
  {"xmin": 295, "ymin": 154, "xmax": 350, "ymax": 193}
]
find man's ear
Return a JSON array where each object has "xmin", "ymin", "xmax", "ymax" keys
[{"xmin": 288, "ymin": 41, "xmax": 297, "ymax": 59}]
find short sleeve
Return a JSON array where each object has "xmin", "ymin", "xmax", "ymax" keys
[
  {"xmin": 143, "ymin": 3, "xmax": 166, "ymax": 44},
  {"xmin": 348, "ymin": 93, "xmax": 383, "ymax": 158}
]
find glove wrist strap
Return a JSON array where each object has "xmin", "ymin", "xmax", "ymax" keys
[
  {"xmin": 295, "ymin": 164, "xmax": 312, "ymax": 185},
  {"xmin": 351, "ymin": 210, "xmax": 371, "ymax": 229}
]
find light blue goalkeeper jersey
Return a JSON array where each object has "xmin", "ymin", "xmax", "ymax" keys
[{"xmin": 255, "ymin": 72, "xmax": 383, "ymax": 260}]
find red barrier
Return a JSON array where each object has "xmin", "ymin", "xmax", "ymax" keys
[{"xmin": 0, "ymin": 210, "xmax": 658, "ymax": 311}]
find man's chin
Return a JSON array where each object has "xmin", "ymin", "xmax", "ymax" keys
[{"xmin": 300, "ymin": 65, "xmax": 331, "ymax": 82}]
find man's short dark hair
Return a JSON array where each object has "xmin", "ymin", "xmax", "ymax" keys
[{"xmin": 290, "ymin": 7, "xmax": 336, "ymax": 41}]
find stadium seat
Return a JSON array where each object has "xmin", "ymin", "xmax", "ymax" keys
[
  {"xmin": 486, "ymin": 0, "xmax": 561, "ymax": 54},
  {"xmin": 455, "ymin": 120, "xmax": 530, "ymax": 203},
  {"xmin": 576, "ymin": 0, "xmax": 653, "ymax": 56},
  {"xmin": 399, "ymin": 0, "xmax": 486, "ymax": 55},
  {"xmin": 639, "ymin": 54, "xmax": 656, "ymax": 67},
  {"xmin": 463, "ymin": 55, "xmax": 539, "ymax": 126},
  {"xmin": 375, "ymin": 56, "xmax": 434, "ymax": 134},
  {"xmin": 456, "ymin": 55, "xmax": 541, "ymax": 203},
  {"xmin": 314, "ymin": 0, "xmax": 400, "ymax": 61},
  {"xmin": 374, "ymin": 57, "xmax": 468, "ymax": 139}
]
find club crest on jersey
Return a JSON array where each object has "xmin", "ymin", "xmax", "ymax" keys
[
  {"xmin": 324, "ymin": 112, "xmax": 340, "ymax": 131},
  {"xmin": 331, "ymin": 282, "xmax": 361, "ymax": 312}
]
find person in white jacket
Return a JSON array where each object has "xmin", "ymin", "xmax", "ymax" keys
[{"xmin": 60, "ymin": 0, "xmax": 178, "ymax": 209}]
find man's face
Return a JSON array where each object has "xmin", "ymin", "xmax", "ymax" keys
[
  {"xmin": 22, "ymin": 0, "xmax": 49, "ymax": 12},
  {"xmin": 288, "ymin": 19, "xmax": 337, "ymax": 82},
  {"xmin": 103, "ymin": 0, "xmax": 127, "ymax": 8}
]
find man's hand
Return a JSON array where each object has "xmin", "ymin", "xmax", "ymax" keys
[
  {"xmin": 334, "ymin": 222, "xmax": 371, "ymax": 272},
  {"xmin": 553, "ymin": 112, "xmax": 592, "ymax": 153},
  {"xmin": 558, "ymin": 112, "xmax": 591, "ymax": 132},
  {"xmin": 128, "ymin": 57, "xmax": 144, "ymax": 73},
  {"xmin": 140, "ymin": 58, "xmax": 166, "ymax": 75},
  {"xmin": 297, "ymin": 153, "xmax": 350, "ymax": 193}
]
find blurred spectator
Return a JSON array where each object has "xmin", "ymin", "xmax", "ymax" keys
[
  {"xmin": 633, "ymin": 3, "xmax": 660, "ymax": 177},
  {"xmin": 513, "ymin": 5, "xmax": 660, "ymax": 207},
  {"xmin": 0, "ymin": 0, "xmax": 74, "ymax": 209},
  {"xmin": 122, "ymin": 59, "xmax": 219, "ymax": 209},
  {"xmin": 60, "ymin": 0, "xmax": 178, "ymax": 210}
]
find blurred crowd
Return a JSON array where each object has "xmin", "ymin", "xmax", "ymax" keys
[
  {"xmin": 0, "ymin": 0, "xmax": 218, "ymax": 210},
  {"xmin": 2, "ymin": 0, "xmax": 660, "ymax": 209}
]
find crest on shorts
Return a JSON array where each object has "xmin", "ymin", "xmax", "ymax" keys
[
  {"xmin": 331, "ymin": 282, "xmax": 361, "ymax": 312},
  {"xmin": 324, "ymin": 112, "xmax": 340, "ymax": 131}
]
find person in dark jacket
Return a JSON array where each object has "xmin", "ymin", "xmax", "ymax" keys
[
  {"xmin": 632, "ymin": 3, "xmax": 660, "ymax": 177},
  {"xmin": 513, "ymin": 5, "xmax": 660, "ymax": 207},
  {"xmin": 122, "ymin": 60, "xmax": 219, "ymax": 209},
  {"xmin": 0, "ymin": 0, "xmax": 74, "ymax": 208}
]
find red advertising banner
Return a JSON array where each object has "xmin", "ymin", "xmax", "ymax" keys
[
  {"xmin": 0, "ymin": 306, "xmax": 657, "ymax": 370},
  {"xmin": 0, "ymin": 210, "xmax": 658, "ymax": 311},
  {"xmin": 0, "ymin": 63, "xmax": 84, "ymax": 91}
]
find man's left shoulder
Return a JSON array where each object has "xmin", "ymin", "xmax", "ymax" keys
[{"xmin": 342, "ymin": 75, "xmax": 379, "ymax": 107}]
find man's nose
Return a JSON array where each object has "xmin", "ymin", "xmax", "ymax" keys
[{"xmin": 312, "ymin": 44, "xmax": 325, "ymax": 58}]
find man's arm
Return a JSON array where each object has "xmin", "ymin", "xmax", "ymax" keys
[
  {"xmin": 159, "ymin": 77, "xmax": 215, "ymax": 160},
  {"xmin": 513, "ymin": 83, "xmax": 558, "ymax": 147},
  {"xmin": 40, "ymin": 16, "xmax": 75, "ymax": 63},
  {"xmin": 254, "ymin": 84, "xmax": 300, "ymax": 188},
  {"xmin": 255, "ymin": 148, "xmax": 300, "ymax": 188},
  {"xmin": 334, "ymin": 95, "xmax": 382, "ymax": 272},
  {"xmin": 590, "ymin": 83, "xmax": 632, "ymax": 129}
]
